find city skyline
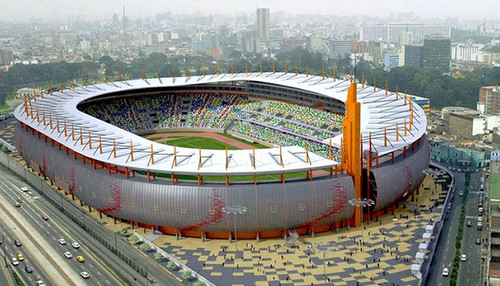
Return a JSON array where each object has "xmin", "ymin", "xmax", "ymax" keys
[{"xmin": 1, "ymin": 0, "xmax": 499, "ymax": 22}]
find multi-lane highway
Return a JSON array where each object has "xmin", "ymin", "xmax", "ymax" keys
[
  {"xmin": 427, "ymin": 169, "xmax": 484, "ymax": 286},
  {"xmin": 0, "ymin": 169, "xmax": 121, "ymax": 285},
  {"xmin": 457, "ymin": 171, "xmax": 486, "ymax": 286},
  {"xmin": 0, "ymin": 151, "xmax": 183, "ymax": 286}
]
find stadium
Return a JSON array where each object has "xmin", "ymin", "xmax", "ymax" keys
[{"xmin": 13, "ymin": 69, "xmax": 429, "ymax": 239}]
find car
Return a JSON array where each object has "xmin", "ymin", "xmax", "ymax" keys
[
  {"xmin": 467, "ymin": 221, "xmax": 472, "ymax": 227},
  {"xmin": 72, "ymin": 242, "xmax": 80, "ymax": 249},
  {"xmin": 459, "ymin": 191, "xmax": 464, "ymax": 196},
  {"xmin": 14, "ymin": 240, "xmax": 22, "ymax": 247},
  {"xmin": 41, "ymin": 215, "xmax": 49, "ymax": 221},
  {"xmin": 478, "ymin": 217, "xmax": 483, "ymax": 222},
  {"xmin": 20, "ymin": 187, "xmax": 28, "ymax": 192},
  {"xmin": 11, "ymin": 257, "xmax": 19, "ymax": 266},
  {"xmin": 36, "ymin": 280, "xmax": 46, "ymax": 286},
  {"xmin": 17, "ymin": 253, "xmax": 24, "ymax": 261},
  {"xmin": 479, "ymin": 201, "xmax": 483, "ymax": 207},
  {"xmin": 63, "ymin": 251, "xmax": 73, "ymax": 259},
  {"xmin": 25, "ymin": 264, "xmax": 33, "ymax": 273},
  {"xmin": 442, "ymin": 267, "xmax": 449, "ymax": 276},
  {"xmin": 76, "ymin": 255, "xmax": 85, "ymax": 263},
  {"xmin": 14, "ymin": 201, "xmax": 21, "ymax": 207},
  {"xmin": 58, "ymin": 238, "xmax": 66, "ymax": 245},
  {"xmin": 476, "ymin": 238, "xmax": 481, "ymax": 245},
  {"xmin": 80, "ymin": 271, "xmax": 90, "ymax": 279},
  {"xmin": 461, "ymin": 254, "xmax": 467, "ymax": 261}
]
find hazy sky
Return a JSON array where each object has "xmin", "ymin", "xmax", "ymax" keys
[{"xmin": 1, "ymin": 0, "xmax": 499, "ymax": 21}]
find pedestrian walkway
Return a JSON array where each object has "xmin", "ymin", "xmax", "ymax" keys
[{"xmin": 139, "ymin": 175, "xmax": 445, "ymax": 286}]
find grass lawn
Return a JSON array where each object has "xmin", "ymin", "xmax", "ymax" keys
[
  {"xmin": 489, "ymin": 172, "xmax": 500, "ymax": 200},
  {"xmin": 164, "ymin": 136, "xmax": 240, "ymax": 150},
  {"xmin": 217, "ymin": 132, "xmax": 270, "ymax": 149},
  {"xmin": 0, "ymin": 104, "xmax": 14, "ymax": 115}
]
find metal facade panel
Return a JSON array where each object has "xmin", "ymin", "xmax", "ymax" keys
[
  {"xmin": 15, "ymin": 124, "xmax": 429, "ymax": 233},
  {"xmin": 15, "ymin": 124, "xmax": 357, "ymax": 233},
  {"xmin": 371, "ymin": 136, "xmax": 430, "ymax": 212}
]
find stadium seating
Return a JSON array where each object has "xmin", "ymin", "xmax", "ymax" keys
[{"xmin": 79, "ymin": 93, "xmax": 343, "ymax": 159}]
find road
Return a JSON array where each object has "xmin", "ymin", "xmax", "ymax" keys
[
  {"xmin": 0, "ymin": 152, "xmax": 183, "ymax": 286},
  {"xmin": 0, "ymin": 181, "xmax": 75, "ymax": 285},
  {"xmin": 457, "ymin": 171, "xmax": 484, "ymax": 286},
  {"xmin": 0, "ymin": 170, "xmax": 120, "ymax": 285},
  {"xmin": 426, "ymin": 170, "xmax": 483, "ymax": 286}
]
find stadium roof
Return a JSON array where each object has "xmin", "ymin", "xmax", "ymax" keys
[{"xmin": 14, "ymin": 72, "xmax": 426, "ymax": 176}]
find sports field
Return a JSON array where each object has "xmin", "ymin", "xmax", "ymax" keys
[
  {"xmin": 158, "ymin": 136, "xmax": 239, "ymax": 150},
  {"xmin": 147, "ymin": 131, "xmax": 269, "ymax": 150},
  {"xmin": 144, "ymin": 131, "xmax": 311, "ymax": 182}
]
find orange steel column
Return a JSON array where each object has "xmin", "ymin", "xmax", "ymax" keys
[{"xmin": 342, "ymin": 82, "xmax": 362, "ymax": 227}]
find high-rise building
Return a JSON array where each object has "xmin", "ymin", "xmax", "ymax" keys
[
  {"xmin": 384, "ymin": 53, "xmax": 399, "ymax": 71},
  {"xmin": 360, "ymin": 24, "xmax": 451, "ymax": 45},
  {"xmin": 306, "ymin": 34, "xmax": 324, "ymax": 52},
  {"xmin": 404, "ymin": 36, "xmax": 450, "ymax": 73},
  {"xmin": 329, "ymin": 40, "xmax": 351, "ymax": 59},
  {"xmin": 451, "ymin": 43, "xmax": 484, "ymax": 62},
  {"xmin": 256, "ymin": 8, "xmax": 270, "ymax": 42},
  {"xmin": 404, "ymin": 45, "xmax": 423, "ymax": 67},
  {"xmin": 0, "ymin": 50, "xmax": 13, "ymax": 66},
  {"xmin": 422, "ymin": 36, "xmax": 451, "ymax": 73},
  {"xmin": 479, "ymin": 86, "xmax": 500, "ymax": 115}
]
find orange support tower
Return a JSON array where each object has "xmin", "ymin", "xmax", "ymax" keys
[{"xmin": 342, "ymin": 82, "xmax": 362, "ymax": 227}]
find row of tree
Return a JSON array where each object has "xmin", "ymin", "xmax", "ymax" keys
[{"xmin": 1, "ymin": 48, "xmax": 499, "ymax": 110}]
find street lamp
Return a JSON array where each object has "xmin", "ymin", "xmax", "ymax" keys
[
  {"xmin": 348, "ymin": 198, "xmax": 375, "ymax": 247},
  {"xmin": 316, "ymin": 242, "xmax": 339, "ymax": 284},
  {"xmin": 222, "ymin": 205, "xmax": 247, "ymax": 259}
]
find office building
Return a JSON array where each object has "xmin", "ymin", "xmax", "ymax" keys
[
  {"xmin": 360, "ymin": 24, "xmax": 451, "ymax": 45},
  {"xmin": 479, "ymin": 86, "xmax": 500, "ymax": 115},
  {"xmin": 256, "ymin": 8, "xmax": 270, "ymax": 43},
  {"xmin": 404, "ymin": 45, "xmax": 423, "ymax": 67},
  {"xmin": 422, "ymin": 36, "xmax": 451, "ymax": 73}
]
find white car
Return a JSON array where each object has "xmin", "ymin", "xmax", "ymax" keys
[
  {"xmin": 11, "ymin": 257, "xmax": 19, "ymax": 266},
  {"xmin": 36, "ymin": 280, "xmax": 46, "ymax": 286},
  {"xmin": 461, "ymin": 254, "xmax": 467, "ymax": 261},
  {"xmin": 478, "ymin": 217, "xmax": 483, "ymax": 222},
  {"xmin": 58, "ymin": 238, "xmax": 66, "ymax": 245},
  {"xmin": 80, "ymin": 271, "xmax": 90, "ymax": 279},
  {"xmin": 63, "ymin": 251, "xmax": 73, "ymax": 259},
  {"xmin": 442, "ymin": 267, "xmax": 449, "ymax": 276},
  {"xmin": 72, "ymin": 242, "xmax": 80, "ymax": 249}
]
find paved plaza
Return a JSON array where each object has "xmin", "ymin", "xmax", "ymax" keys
[{"xmin": 105, "ymin": 174, "xmax": 445, "ymax": 286}]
